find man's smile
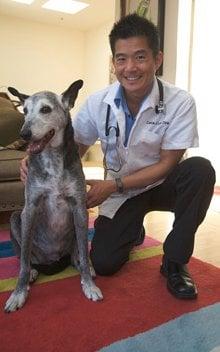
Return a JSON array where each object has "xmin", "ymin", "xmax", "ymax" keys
[{"xmin": 125, "ymin": 76, "xmax": 141, "ymax": 81}]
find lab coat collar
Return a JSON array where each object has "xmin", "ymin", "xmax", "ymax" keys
[
  {"xmin": 104, "ymin": 77, "xmax": 160, "ymax": 114},
  {"xmin": 103, "ymin": 81, "xmax": 125, "ymax": 144},
  {"xmin": 138, "ymin": 77, "xmax": 160, "ymax": 115},
  {"xmin": 103, "ymin": 77, "xmax": 160, "ymax": 144}
]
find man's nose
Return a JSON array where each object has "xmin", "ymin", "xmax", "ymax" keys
[{"xmin": 125, "ymin": 58, "xmax": 137, "ymax": 70}]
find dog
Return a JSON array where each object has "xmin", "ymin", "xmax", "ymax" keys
[{"xmin": 4, "ymin": 80, "xmax": 103, "ymax": 312}]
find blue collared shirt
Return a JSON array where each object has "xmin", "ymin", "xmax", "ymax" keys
[
  {"xmin": 114, "ymin": 86, "xmax": 147, "ymax": 147},
  {"xmin": 114, "ymin": 86, "xmax": 136, "ymax": 147}
]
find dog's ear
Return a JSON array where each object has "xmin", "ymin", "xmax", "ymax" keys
[
  {"xmin": 8, "ymin": 87, "xmax": 29, "ymax": 104},
  {"xmin": 61, "ymin": 80, "xmax": 83, "ymax": 110}
]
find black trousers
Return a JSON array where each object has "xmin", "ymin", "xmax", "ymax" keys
[{"xmin": 90, "ymin": 157, "xmax": 216, "ymax": 275}]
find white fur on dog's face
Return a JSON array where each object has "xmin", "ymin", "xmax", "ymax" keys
[
  {"xmin": 23, "ymin": 92, "xmax": 67, "ymax": 139},
  {"xmin": 21, "ymin": 92, "xmax": 69, "ymax": 152}
]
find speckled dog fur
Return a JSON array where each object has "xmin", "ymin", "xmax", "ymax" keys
[{"xmin": 4, "ymin": 81, "xmax": 103, "ymax": 312}]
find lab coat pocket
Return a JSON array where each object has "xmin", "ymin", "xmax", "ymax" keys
[{"xmin": 132, "ymin": 130, "xmax": 162, "ymax": 157}]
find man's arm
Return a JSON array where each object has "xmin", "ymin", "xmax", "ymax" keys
[
  {"xmin": 121, "ymin": 149, "xmax": 185, "ymax": 190},
  {"xmin": 86, "ymin": 149, "xmax": 185, "ymax": 208}
]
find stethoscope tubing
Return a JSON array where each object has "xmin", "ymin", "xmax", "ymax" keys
[
  {"xmin": 103, "ymin": 78, "xmax": 164, "ymax": 174},
  {"xmin": 105, "ymin": 77, "xmax": 164, "ymax": 137}
]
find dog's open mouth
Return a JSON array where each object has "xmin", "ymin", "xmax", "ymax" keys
[{"xmin": 27, "ymin": 129, "xmax": 55, "ymax": 154}]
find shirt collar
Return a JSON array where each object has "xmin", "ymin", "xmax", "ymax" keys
[
  {"xmin": 114, "ymin": 85, "xmax": 123, "ymax": 109},
  {"xmin": 104, "ymin": 77, "xmax": 160, "ymax": 114},
  {"xmin": 113, "ymin": 79, "xmax": 159, "ymax": 116},
  {"xmin": 114, "ymin": 85, "xmax": 130, "ymax": 115}
]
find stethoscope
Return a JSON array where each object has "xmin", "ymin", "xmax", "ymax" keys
[{"xmin": 103, "ymin": 77, "xmax": 165, "ymax": 174}]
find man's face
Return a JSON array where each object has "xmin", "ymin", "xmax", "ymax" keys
[{"xmin": 112, "ymin": 36, "xmax": 163, "ymax": 99}]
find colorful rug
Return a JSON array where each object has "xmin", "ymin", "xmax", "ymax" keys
[{"xmin": 0, "ymin": 227, "xmax": 220, "ymax": 352}]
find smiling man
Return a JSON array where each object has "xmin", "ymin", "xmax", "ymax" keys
[
  {"xmin": 71, "ymin": 13, "xmax": 215, "ymax": 300},
  {"xmin": 21, "ymin": 14, "xmax": 215, "ymax": 300},
  {"xmin": 112, "ymin": 36, "xmax": 162, "ymax": 116}
]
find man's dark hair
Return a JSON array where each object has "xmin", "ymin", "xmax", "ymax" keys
[{"xmin": 109, "ymin": 13, "xmax": 160, "ymax": 57}]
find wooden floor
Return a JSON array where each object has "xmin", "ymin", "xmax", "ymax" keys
[
  {"xmin": 1, "ymin": 191, "xmax": 219, "ymax": 268},
  {"xmin": 145, "ymin": 193, "xmax": 220, "ymax": 267}
]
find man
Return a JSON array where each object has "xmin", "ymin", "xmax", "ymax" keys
[{"xmin": 21, "ymin": 14, "xmax": 215, "ymax": 299}]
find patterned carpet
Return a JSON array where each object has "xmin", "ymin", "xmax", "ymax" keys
[{"xmin": 1, "ymin": 227, "xmax": 220, "ymax": 352}]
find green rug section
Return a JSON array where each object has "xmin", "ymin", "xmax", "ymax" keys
[{"xmin": 0, "ymin": 245, "xmax": 163, "ymax": 293}]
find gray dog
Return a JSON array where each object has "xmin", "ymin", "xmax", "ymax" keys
[{"xmin": 4, "ymin": 80, "xmax": 103, "ymax": 312}]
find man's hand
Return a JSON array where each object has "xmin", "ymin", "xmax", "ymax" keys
[
  {"xmin": 86, "ymin": 179, "xmax": 116, "ymax": 208},
  {"xmin": 20, "ymin": 156, "xmax": 29, "ymax": 184}
]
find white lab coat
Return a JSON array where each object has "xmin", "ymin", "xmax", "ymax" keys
[{"xmin": 73, "ymin": 77, "xmax": 199, "ymax": 218}]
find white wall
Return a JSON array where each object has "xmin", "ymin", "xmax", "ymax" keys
[
  {"xmin": 162, "ymin": 0, "xmax": 179, "ymax": 83},
  {"xmin": 0, "ymin": 14, "xmax": 114, "ymax": 111},
  {"xmin": 175, "ymin": 0, "xmax": 192, "ymax": 90},
  {"xmin": 189, "ymin": 0, "xmax": 220, "ymax": 185},
  {"xmin": 174, "ymin": 0, "xmax": 220, "ymax": 185},
  {"xmin": 0, "ymin": 2, "xmax": 184, "ymax": 100},
  {"xmin": 84, "ymin": 21, "xmax": 113, "ymax": 96},
  {"xmin": 0, "ymin": 15, "xmax": 85, "ymax": 110}
]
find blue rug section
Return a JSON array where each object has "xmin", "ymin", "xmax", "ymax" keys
[
  {"xmin": 87, "ymin": 228, "xmax": 95, "ymax": 241},
  {"xmin": 0, "ymin": 241, "xmax": 15, "ymax": 258},
  {"xmin": 99, "ymin": 303, "xmax": 220, "ymax": 352},
  {"xmin": 0, "ymin": 228, "xmax": 95, "ymax": 258}
]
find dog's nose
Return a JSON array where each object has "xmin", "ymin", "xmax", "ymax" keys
[{"xmin": 20, "ymin": 128, "xmax": 32, "ymax": 141}]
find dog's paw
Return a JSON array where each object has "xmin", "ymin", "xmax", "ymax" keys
[
  {"xmin": 4, "ymin": 289, "xmax": 28, "ymax": 313},
  {"xmin": 29, "ymin": 268, "xmax": 39, "ymax": 283},
  {"xmin": 81, "ymin": 282, "xmax": 103, "ymax": 301}
]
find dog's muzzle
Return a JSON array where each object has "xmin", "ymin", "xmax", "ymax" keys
[
  {"xmin": 26, "ymin": 129, "xmax": 55, "ymax": 154},
  {"xmin": 20, "ymin": 128, "xmax": 32, "ymax": 141}
]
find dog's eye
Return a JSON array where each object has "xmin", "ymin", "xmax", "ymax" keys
[
  {"xmin": 23, "ymin": 107, "xmax": 28, "ymax": 115},
  {"xmin": 40, "ymin": 106, "xmax": 52, "ymax": 114}
]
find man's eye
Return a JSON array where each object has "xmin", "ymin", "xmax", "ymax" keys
[
  {"xmin": 136, "ymin": 55, "xmax": 146, "ymax": 61},
  {"xmin": 115, "ymin": 57, "xmax": 125, "ymax": 63},
  {"xmin": 23, "ymin": 107, "xmax": 28, "ymax": 115},
  {"xmin": 40, "ymin": 106, "xmax": 52, "ymax": 114}
]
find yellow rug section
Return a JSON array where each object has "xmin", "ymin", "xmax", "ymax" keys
[{"xmin": 0, "ymin": 245, "xmax": 163, "ymax": 293}]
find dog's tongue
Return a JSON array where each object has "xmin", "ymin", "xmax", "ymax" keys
[{"xmin": 27, "ymin": 129, "xmax": 55, "ymax": 154}]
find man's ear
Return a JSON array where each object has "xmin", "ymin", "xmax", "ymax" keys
[
  {"xmin": 61, "ymin": 80, "xmax": 83, "ymax": 110},
  {"xmin": 8, "ymin": 87, "xmax": 29, "ymax": 104},
  {"xmin": 155, "ymin": 51, "xmax": 163, "ymax": 72}
]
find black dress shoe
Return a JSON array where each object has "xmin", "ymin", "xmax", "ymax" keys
[
  {"xmin": 160, "ymin": 256, "xmax": 198, "ymax": 299},
  {"xmin": 134, "ymin": 226, "xmax": 145, "ymax": 246}
]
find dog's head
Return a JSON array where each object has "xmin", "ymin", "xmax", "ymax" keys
[{"xmin": 8, "ymin": 80, "xmax": 83, "ymax": 154}]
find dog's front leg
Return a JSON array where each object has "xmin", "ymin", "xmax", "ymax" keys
[
  {"xmin": 72, "ymin": 206, "xmax": 103, "ymax": 301},
  {"xmin": 4, "ymin": 206, "xmax": 36, "ymax": 312}
]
